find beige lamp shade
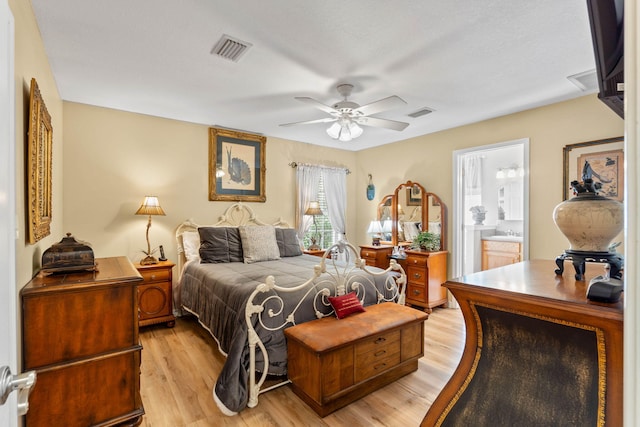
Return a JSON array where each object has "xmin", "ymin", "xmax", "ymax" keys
[
  {"xmin": 304, "ymin": 201, "xmax": 323, "ymax": 216},
  {"xmin": 135, "ymin": 196, "xmax": 166, "ymax": 216}
]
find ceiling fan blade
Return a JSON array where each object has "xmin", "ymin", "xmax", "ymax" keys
[
  {"xmin": 279, "ymin": 117, "xmax": 337, "ymax": 127},
  {"xmin": 355, "ymin": 116, "xmax": 409, "ymax": 131},
  {"xmin": 353, "ymin": 95, "xmax": 406, "ymax": 116},
  {"xmin": 295, "ymin": 97, "xmax": 340, "ymax": 115}
]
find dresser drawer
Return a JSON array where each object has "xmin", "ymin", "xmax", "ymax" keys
[
  {"xmin": 355, "ymin": 330, "xmax": 401, "ymax": 382},
  {"xmin": 361, "ymin": 249, "xmax": 378, "ymax": 259},
  {"xmin": 139, "ymin": 268, "xmax": 171, "ymax": 283},
  {"xmin": 406, "ymin": 256, "xmax": 428, "ymax": 267},
  {"xmin": 355, "ymin": 330, "xmax": 400, "ymax": 355},
  {"xmin": 407, "ymin": 284, "xmax": 427, "ymax": 303},
  {"xmin": 407, "ymin": 266, "xmax": 426, "ymax": 283}
]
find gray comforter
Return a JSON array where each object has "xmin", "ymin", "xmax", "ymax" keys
[{"xmin": 179, "ymin": 254, "xmax": 396, "ymax": 414}]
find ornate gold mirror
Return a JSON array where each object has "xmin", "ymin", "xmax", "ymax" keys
[{"xmin": 390, "ymin": 181, "xmax": 446, "ymax": 250}]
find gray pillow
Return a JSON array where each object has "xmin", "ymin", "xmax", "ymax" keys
[
  {"xmin": 198, "ymin": 227, "xmax": 243, "ymax": 263},
  {"xmin": 275, "ymin": 228, "xmax": 303, "ymax": 257},
  {"xmin": 239, "ymin": 225, "xmax": 281, "ymax": 264}
]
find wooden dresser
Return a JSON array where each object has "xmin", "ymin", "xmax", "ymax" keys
[
  {"xmin": 135, "ymin": 260, "xmax": 176, "ymax": 328},
  {"xmin": 402, "ymin": 249, "xmax": 448, "ymax": 312},
  {"xmin": 285, "ymin": 303, "xmax": 428, "ymax": 417},
  {"xmin": 422, "ymin": 260, "xmax": 623, "ymax": 426},
  {"xmin": 359, "ymin": 244, "xmax": 393, "ymax": 269},
  {"xmin": 21, "ymin": 256, "xmax": 144, "ymax": 427}
]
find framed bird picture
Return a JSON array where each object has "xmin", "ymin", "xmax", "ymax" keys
[
  {"xmin": 209, "ymin": 127, "xmax": 266, "ymax": 202},
  {"xmin": 562, "ymin": 136, "xmax": 623, "ymax": 202}
]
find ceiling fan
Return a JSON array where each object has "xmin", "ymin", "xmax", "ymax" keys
[{"xmin": 280, "ymin": 84, "xmax": 409, "ymax": 142}]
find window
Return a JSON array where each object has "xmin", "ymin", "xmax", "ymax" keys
[{"xmin": 302, "ymin": 176, "xmax": 336, "ymax": 249}]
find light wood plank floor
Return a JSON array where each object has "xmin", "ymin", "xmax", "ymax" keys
[{"xmin": 138, "ymin": 307, "xmax": 465, "ymax": 427}]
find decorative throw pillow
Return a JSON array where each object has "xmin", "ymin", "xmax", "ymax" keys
[
  {"xmin": 239, "ymin": 225, "xmax": 281, "ymax": 264},
  {"xmin": 182, "ymin": 231, "xmax": 201, "ymax": 262},
  {"xmin": 198, "ymin": 227, "xmax": 244, "ymax": 263},
  {"xmin": 328, "ymin": 292, "xmax": 366, "ymax": 319},
  {"xmin": 275, "ymin": 228, "xmax": 303, "ymax": 257}
]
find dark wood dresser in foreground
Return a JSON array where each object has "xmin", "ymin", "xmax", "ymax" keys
[
  {"xmin": 422, "ymin": 260, "xmax": 623, "ymax": 427},
  {"xmin": 21, "ymin": 256, "xmax": 144, "ymax": 427}
]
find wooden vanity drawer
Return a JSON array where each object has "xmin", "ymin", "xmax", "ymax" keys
[
  {"xmin": 408, "ymin": 284, "xmax": 427, "ymax": 303},
  {"xmin": 139, "ymin": 268, "xmax": 171, "ymax": 283},
  {"xmin": 407, "ymin": 266, "xmax": 426, "ymax": 283},
  {"xmin": 406, "ymin": 256, "xmax": 428, "ymax": 267}
]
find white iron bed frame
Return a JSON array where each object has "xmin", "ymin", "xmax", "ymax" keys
[{"xmin": 175, "ymin": 203, "xmax": 407, "ymax": 411}]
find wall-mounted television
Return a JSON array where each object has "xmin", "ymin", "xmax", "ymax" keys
[{"xmin": 586, "ymin": 0, "xmax": 624, "ymax": 119}]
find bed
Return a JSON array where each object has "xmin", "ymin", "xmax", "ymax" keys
[{"xmin": 175, "ymin": 203, "xmax": 406, "ymax": 415}]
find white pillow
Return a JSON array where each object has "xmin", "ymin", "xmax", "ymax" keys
[
  {"xmin": 182, "ymin": 231, "xmax": 201, "ymax": 262},
  {"xmin": 403, "ymin": 221, "xmax": 420, "ymax": 241},
  {"xmin": 239, "ymin": 225, "xmax": 281, "ymax": 264}
]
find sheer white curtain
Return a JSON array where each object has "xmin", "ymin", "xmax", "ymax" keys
[
  {"xmin": 464, "ymin": 155, "xmax": 482, "ymax": 194},
  {"xmin": 322, "ymin": 167, "xmax": 348, "ymax": 242},
  {"xmin": 295, "ymin": 164, "xmax": 321, "ymax": 242}
]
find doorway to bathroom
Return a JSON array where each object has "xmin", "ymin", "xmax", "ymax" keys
[{"xmin": 452, "ymin": 138, "xmax": 529, "ymax": 279}]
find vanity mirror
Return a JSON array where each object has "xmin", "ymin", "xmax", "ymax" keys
[{"xmin": 390, "ymin": 181, "xmax": 446, "ymax": 250}]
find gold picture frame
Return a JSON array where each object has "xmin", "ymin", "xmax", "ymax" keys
[
  {"xmin": 563, "ymin": 136, "xmax": 624, "ymax": 201},
  {"xmin": 27, "ymin": 78, "xmax": 53, "ymax": 244},
  {"xmin": 209, "ymin": 127, "xmax": 266, "ymax": 202},
  {"xmin": 407, "ymin": 186, "xmax": 422, "ymax": 206}
]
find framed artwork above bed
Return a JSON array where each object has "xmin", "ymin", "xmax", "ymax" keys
[{"xmin": 209, "ymin": 127, "xmax": 266, "ymax": 202}]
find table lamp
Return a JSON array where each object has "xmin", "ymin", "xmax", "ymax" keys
[
  {"xmin": 135, "ymin": 196, "xmax": 166, "ymax": 265},
  {"xmin": 304, "ymin": 201, "xmax": 323, "ymax": 250},
  {"xmin": 367, "ymin": 220, "xmax": 383, "ymax": 246}
]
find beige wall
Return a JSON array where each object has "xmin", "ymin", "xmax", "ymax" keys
[
  {"xmin": 62, "ymin": 102, "xmax": 357, "ymax": 265},
  {"xmin": 62, "ymin": 95, "xmax": 623, "ymax": 280},
  {"xmin": 355, "ymin": 95, "xmax": 624, "ymax": 263},
  {"xmin": 11, "ymin": 0, "xmax": 64, "ymax": 286}
]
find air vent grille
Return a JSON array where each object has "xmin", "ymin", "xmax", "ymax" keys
[
  {"xmin": 408, "ymin": 107, "xmax": 434, "ymax": 118},
  {"xmin": 567, "ymin": 69, "xmax": 598, "ymax": 92},
  {"xmin": 211, "ymin": 35, "xmax": 252, "ymax": 62}
]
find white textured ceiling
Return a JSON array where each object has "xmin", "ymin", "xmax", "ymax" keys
[{"xmin": 31, "ymin": 0, "xmax": 598, "ymax": 151}]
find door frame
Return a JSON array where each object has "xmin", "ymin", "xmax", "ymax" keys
[
  {"xmin": 452, "ymin": 138, "xmax": 530, "ymax": 279},
  {"xmin": 0, "ymin": 0, "xmax": 17, "ymax": 425}
]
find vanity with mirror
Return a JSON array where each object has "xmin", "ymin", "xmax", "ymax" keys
[{"xmin": 360, "ymin": 181, "xmax": 448, "ymax": 312}]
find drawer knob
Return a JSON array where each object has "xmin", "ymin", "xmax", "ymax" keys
[
  {"xmin": 375, "ymin": 337, "xmax": 386, "ymax": 344},
  {"xmin": 413, "ymin": 273, "xmax": 421, "ymax": 279},
  {"xmin": 374, "ymin": 350, "xmax": 387, "ymax": 357},
  {"xmin": 413, "ymin": 289, "xmax": 421, "ymax": 295},
  {"xmin": 150, "ymin": 274, "xmax": 156, "ymax": 280}
]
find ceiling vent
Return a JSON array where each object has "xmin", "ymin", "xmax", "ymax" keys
[
  {"xmin": 567, "ymin": 69, "xmax": 598, "ymax": 92},
  {"xmin": 408, "ymin": 107, "xmax": 434, "ymax": 118},
  {"xmin": 211, "ymin": 34, "xmax": 252, "ymax": 62}
]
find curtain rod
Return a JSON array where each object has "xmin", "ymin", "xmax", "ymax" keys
[{"xmin": 288, "ymin": 162, "xmax": 351, "ymax": 174}]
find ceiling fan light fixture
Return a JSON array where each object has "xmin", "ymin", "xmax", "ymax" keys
[
  {"xmin": 326, "ymin": 122, "xmax": 341, "ymax": 139},
  {"xmin": 327, "ymin": 120, "xmax": 363, "ymax": 142}
]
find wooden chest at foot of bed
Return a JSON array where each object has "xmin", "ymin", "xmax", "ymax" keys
[{"xmin": 284, "ymin": 303, "xmax": 428, "ymax": 417}]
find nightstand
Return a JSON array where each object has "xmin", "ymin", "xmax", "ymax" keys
[
  {"xmin": 304, "ymin": 249, "xmax": 327, "ymax": 257},
  {"xmin": 135, "ymin": 260, "xmax": 176, "ymax": 327},
  {"xmin": 359, "ymin": 245, "xmax": 393, "ymax": 269}
]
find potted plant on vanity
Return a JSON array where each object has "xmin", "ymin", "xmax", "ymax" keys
[{"xmin": 411, "ymin": 231, "xmax": 441, "ymax": 251}]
